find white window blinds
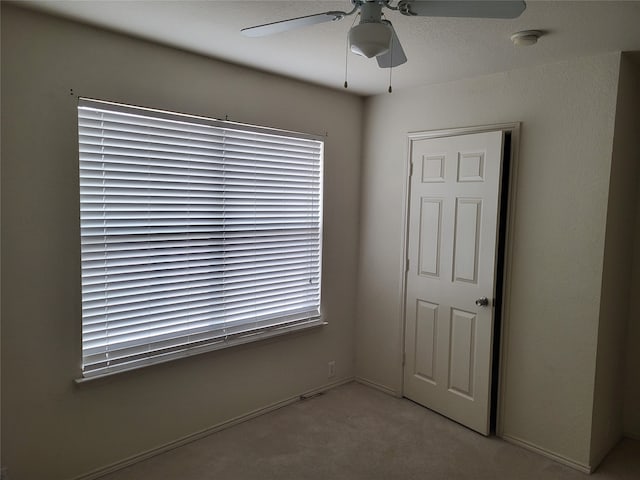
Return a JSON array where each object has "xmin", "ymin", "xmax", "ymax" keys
[{"xmin": 78, "ymin": 98, "xmax": 323, "ymax": 378}]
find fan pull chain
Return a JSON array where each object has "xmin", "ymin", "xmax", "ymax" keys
[
  {"xmin": 344, "ymin": 13, "xmax": 360, "ymax": 89},
  {"xmin": 388, "ymin": 29, "xmax": 394, "ymax": 93},
  {"xmin": 344, "ymin": 32, "xmax": 349, "ymax": 89}
]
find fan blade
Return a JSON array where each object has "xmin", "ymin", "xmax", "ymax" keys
[
  {"xmin": 241, "ymin": 11, "xmax": 348, "ymax": 37},
  {"xmin": 398, "ymin": 1, "xmax": 526, "ymax": 19},
  {"xmin": 377, "ymin": 22, "xmax": 407, "ymax": 68}
]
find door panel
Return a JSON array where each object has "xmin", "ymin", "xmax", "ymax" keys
[
  {"xmin": 414, "ymin": 300, "xmax": 438, "ymax": 382},
  {"xmin": 404, "ymin": 131, "xmax": 503, "ymax": 435},
  {"xmin": 453, "ymin": 198, "xmax": 482, "ymax": 283},
  {"xmin": 448, "ymin": 308, "xmax": 476, "ymax": 398},
  {"xmin": 418, "ymin": 199, "xmax": 442, "ymax": 277}
]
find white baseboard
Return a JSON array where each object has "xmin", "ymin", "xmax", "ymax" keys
[
  {"xmin": 501, "ymin": 433, "xmax": 592, "ymax": 474},
  {"xmin": 72, "ymin": 377, "xmax": 354, "ymax": 480},
  {"xmin": 355, "ymin": 376, "xmax": 401, "ymax": 398}
]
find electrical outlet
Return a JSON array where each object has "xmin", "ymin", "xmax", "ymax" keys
[{"xmin": 328, "ymin": 360, "xmax": 336, "ymax": 378}]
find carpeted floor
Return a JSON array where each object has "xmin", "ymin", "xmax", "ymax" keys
[{"xmin": 100, "ymin": 382, "xmax": 640, "ymax": 479}]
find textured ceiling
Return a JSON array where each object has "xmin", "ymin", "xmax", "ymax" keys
[{"xmin": 17, "ymin": 0, "xmax": 640, "ymax": 96}]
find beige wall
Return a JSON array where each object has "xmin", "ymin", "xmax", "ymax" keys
[
  {"xmin": 590, "ymin": 53, "xmax": 640, "ymax": 466},
  {"xmin": 356, "ymin": 53, "xmax": 621, "ymax": 468},
  {"xmin": 622, "ymin": 56, "xmax": 640, "ymax": 441},
  {"xmin": 626, "ymin": 190, "xmax": 640, "ymax": 439},
  {"xmin": 0, "ymin": 5, "xmax": 362, "ymax": 480}
]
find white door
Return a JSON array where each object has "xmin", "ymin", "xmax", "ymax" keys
[{"xmin": 403, "ymin": 131, "xmax": 504, "ymax": 435}]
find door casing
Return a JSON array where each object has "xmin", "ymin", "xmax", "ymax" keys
[{"xmin": 398, "ymin": 122, "xmax": 520, "ymax": 437}]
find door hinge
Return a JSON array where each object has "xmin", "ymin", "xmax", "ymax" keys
[
  {"xmin": 405, "ymin": 258, "xmax": 410, "ymax": 272},
  {"xmin": 409, "ymin": 161, "xmax": 414, "ymax": 177}
]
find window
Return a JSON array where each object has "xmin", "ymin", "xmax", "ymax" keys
[{"xmin": 78, "ymin": 98, "xmax": 323, "ymax": 379}]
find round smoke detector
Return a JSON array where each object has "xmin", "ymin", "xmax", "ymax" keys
[{"xmin": 510, "ymin": 30, "xmax": 543, "ymax": 46}]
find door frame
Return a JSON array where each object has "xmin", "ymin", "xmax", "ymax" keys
[{"xmin": 398, "ymin": 122, "xmax": 521, "ymax": 436}]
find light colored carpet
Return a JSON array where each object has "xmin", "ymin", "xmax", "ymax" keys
[{"xmin": 100, "ymin": 382, "xmax": 640, "ymax": 479}]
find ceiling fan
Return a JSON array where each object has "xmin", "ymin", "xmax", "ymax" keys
[{"xmin": 241, "ymin": 1, "xmax": 527, "ymax": 69}]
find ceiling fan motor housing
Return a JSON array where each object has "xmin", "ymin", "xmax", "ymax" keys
[{"xmin": 349, "ymin": 1, "xmax": 391, "ymax": 58}]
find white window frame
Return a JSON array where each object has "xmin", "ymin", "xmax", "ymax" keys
[{"xmin": 77, "ymin": 98, "xmax": 324, "ymax": 380}]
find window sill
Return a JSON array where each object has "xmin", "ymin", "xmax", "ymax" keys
[{"xmin": 75, "ymin": 319, "xmax": 327, "ymax": 384}]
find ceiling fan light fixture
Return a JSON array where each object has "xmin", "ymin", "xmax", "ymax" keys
[{"xmin": 349, "ymin": 22, "xmax": 391, "ymax": 58}]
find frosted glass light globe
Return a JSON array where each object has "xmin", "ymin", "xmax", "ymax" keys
[{"xmin": 349, "ymin": 23, "xmax": 391, "ymax": 58}]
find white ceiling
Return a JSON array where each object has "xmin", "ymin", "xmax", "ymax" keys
[{"xmin": 19, "ymin": 0, "xmax": 640, "ymax": 96}]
